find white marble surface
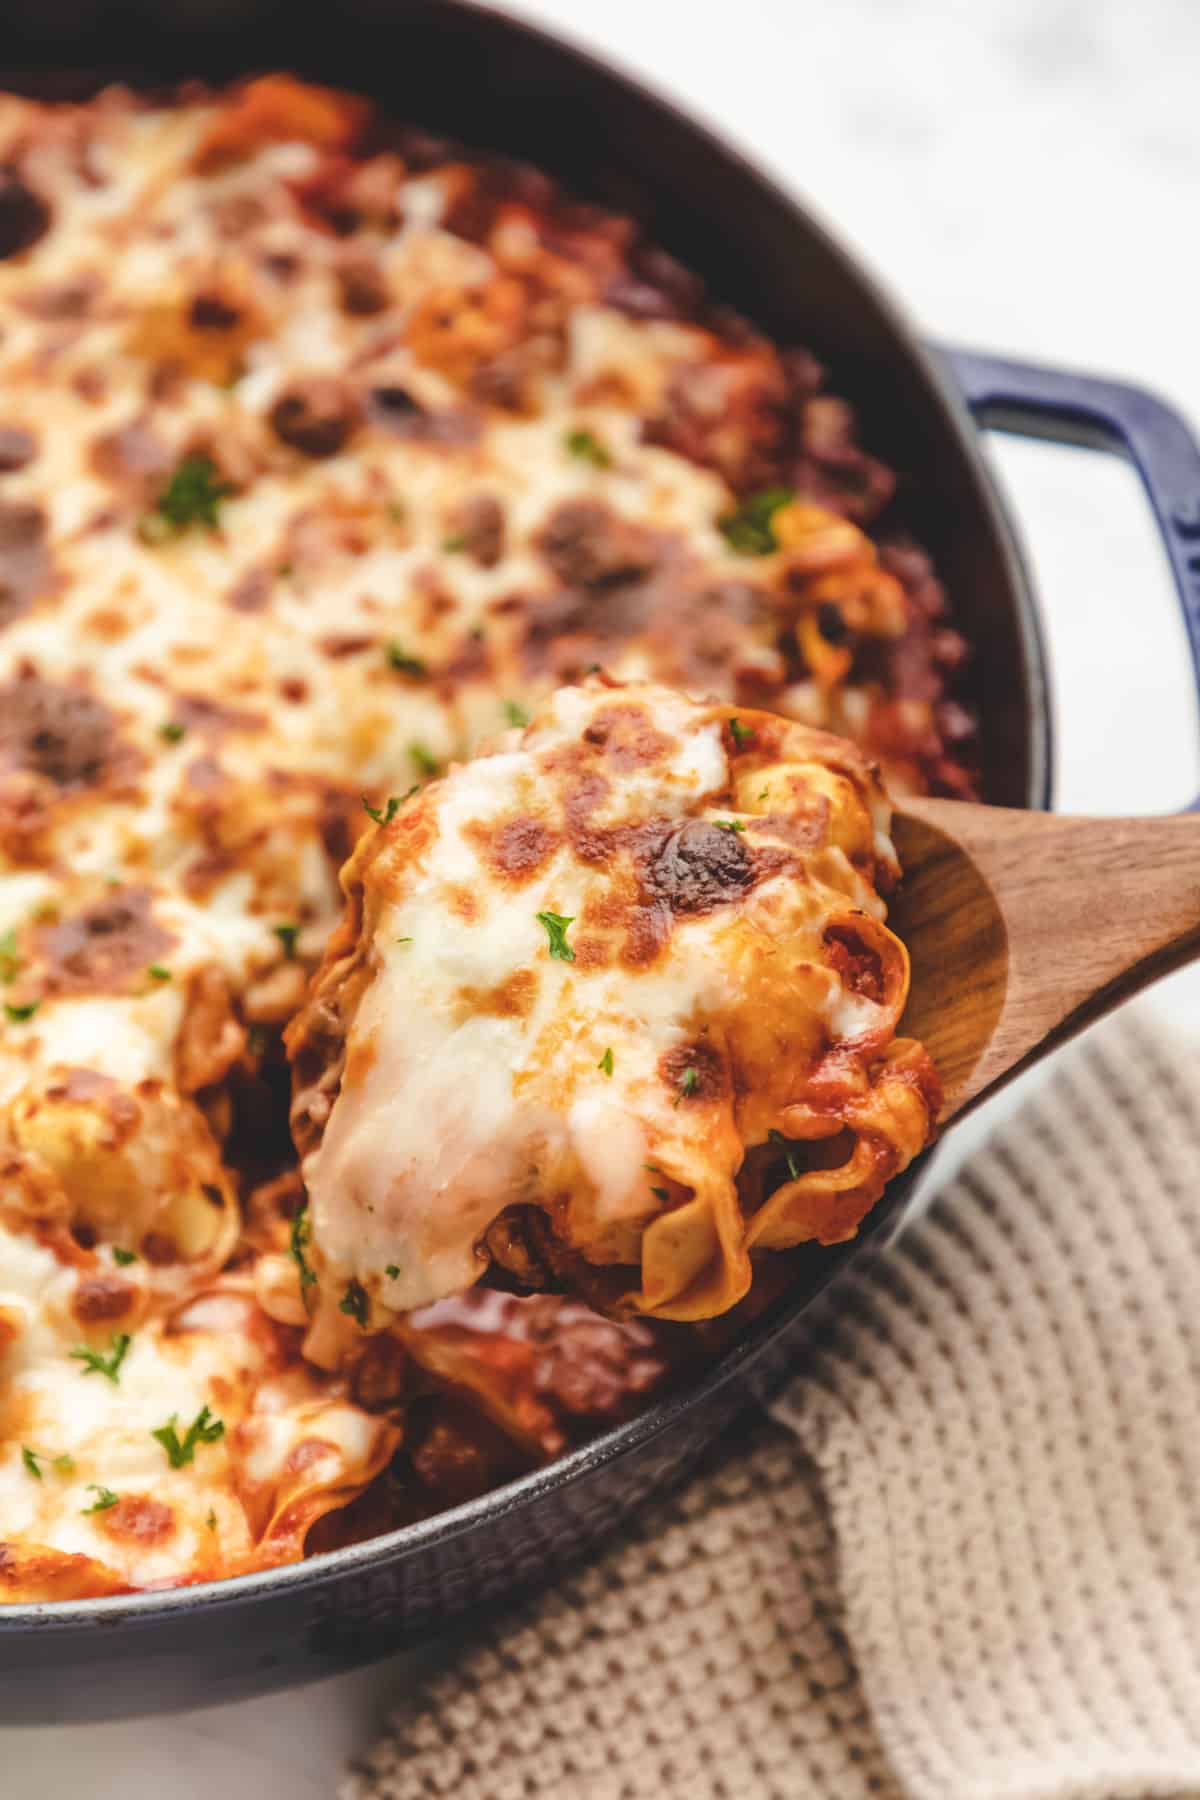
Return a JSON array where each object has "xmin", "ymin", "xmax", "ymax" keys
[{"xmin": 9, "ymin": 1, "xmax": 1200, "ymax": 1790}]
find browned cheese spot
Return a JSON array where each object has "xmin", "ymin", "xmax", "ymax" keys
[
  {"xmin": 659, "ymin": 1038, "xmax": 726, "ymax": 1105},
  {"xmin": 582, "ymin": 703, "xmax": 673, "ymax": 773},
  {"xmin": 469, "ymin": 815, "xmax": 559, "ymax": 886},
  {"xmin": 635, "ymin": 819, "xmax": 754, "ymax": 917},
  {"xmin": 458, "ymin": 968, "xmax": 538, "ymax": 1019}
]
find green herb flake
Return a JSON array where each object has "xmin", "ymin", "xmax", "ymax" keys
[
  {"xmin": 503, "ymin": 700, "xmax": 530, "ymax": 728},
  {"xmin": 386, "ymin": 642, "xmax": 427, "ymax": 677},
  {"xmin": 678, "ymin": 1066, "xmax": 700, "ymax": 1099},
  {"xmin": 565, "ymin": 428, "xmax": 612, "ymax": 469},
  {"xmin": 768, "ymin": 1128, "xmax": 802, "ymax": 1181},
  {"xmin": 112, "ymin": 1246, "xmax": 137, "ymax": 1267},
  {"xmin": 339, "ymin": 1279, "xmax": 369, "ymax": 1327},
  {"xmin": 53, "ymin": 1453, "xmax": 75, "ymax": 1475},
  {"xmin": 273, "ymin": 922, "xmax": 300, "ymax": 960},
  {"xmin": 0, "ymin": 929, "xmax": 19, "ymax": 985},
  {"xmin": 363, "ymin": 794, "xmax": 401, "ymax": 826},
  {"xmin": 147, "ymin": 963, "xmax": 171, "ymax": 982},
  {"xmin": 410, "ymin": 742, "xmax": 440, "ymax": 779},
  {"xmin": 385, "ymin": 1264, "xmax": 400, "ymax": 1281},
  {"xmin": 290, "ymin": 1205, "xmax": 317, "ymax": 1291},
  {"xmin": 82, "ymin": 1485, "xmax": 119, "ymax": 1514},
  {"xmin": 206, "ymin": 1509, "xmax": 218, "ymax": 1531},
  {"xmin": 598, "ymin": 1047, "xmax": 614, "ymax": 1077},
  {"xmin": 650, "ymin": 1185, "xmax": 671, "ymax": 1203},
  {"xmin": 4, "ymin": 1001, "xmax": 39, "ymax": 1024},
  {"xmin": 139, "ymin": 453, "xmax": 233, "ymax": 540},
  {"xmin": 159, "ymin": 719, "xmax": 187, "ymax": 743},
  {"xmin": 441, "ymin": 532, "xmax": 467, "ymax": 552},
  {"xmin": 536, "ymin": 911, "xmax": 575, "ymax": 963},
  {"xmin": 152, "ymin": 1404, "xmax": 225, "ymax": 1470},
  {"xmin": 728, "ymin": 717, "xmax": 756, "ymax": 749},
  {"xmin": 70, "ymin": 1332, "xmax": 132, "ymax": 1384},
  {"xmin": 21, "ymin": 1446, "xmax": 43, "ymax": 1481},
  {"xmin": 715, "ymin": 818, "xmax": 746, "ymax": 834},
  {"xmin": 717, "ymin": 486, "xmax": 793, "ymax": 556}
]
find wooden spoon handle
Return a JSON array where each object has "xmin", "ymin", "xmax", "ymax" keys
[{"xmin": 892, "ymin": 800, "xmax": 1200, "ymax": 1122}]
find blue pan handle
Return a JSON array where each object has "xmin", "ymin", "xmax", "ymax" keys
[{"xmin": 934, "ymin": 345, "xmax": 1200, "ymax": 707}]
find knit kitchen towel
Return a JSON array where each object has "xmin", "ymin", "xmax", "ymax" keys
[{"xmin": 346, "ymin": 1014, "xmax": 1200, "ymax": 1800}]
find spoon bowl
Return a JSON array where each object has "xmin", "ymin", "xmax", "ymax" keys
[{"xmin": 892, "ymin": 798, "xmax": 1200, "ymax": 1123}]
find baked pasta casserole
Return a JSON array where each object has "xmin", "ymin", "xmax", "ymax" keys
[{"xmin": 0, "ymin": 75, "xmax": 970, "ymax": 1599}]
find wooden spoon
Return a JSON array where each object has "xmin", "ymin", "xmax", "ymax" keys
[{"xmin": 890, "ymin": 799, "xmax": 1200, "ymax": 1124}]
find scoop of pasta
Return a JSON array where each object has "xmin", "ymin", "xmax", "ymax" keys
[{"xmin": 286, "ymin": 679, "xmax": 940, "ymax": 1365}]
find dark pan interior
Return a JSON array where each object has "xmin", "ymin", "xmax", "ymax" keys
[{"xmin": 0, "ymin": 0, "xmax": 1050, "ymax": 1715}]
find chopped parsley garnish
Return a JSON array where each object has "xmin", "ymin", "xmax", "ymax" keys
[
  {"xmin": 717, "ymin": 486, "xmax": 793, "ymax": 555},
  {"xmin": 363, "ymin": 794, "xmax": 401, "ymax": 826},
  {"xmin": 768, "ymin": 1128, "xmax": 802, "ymax": 1180},
  {"xmin": 678, "ymin": 1066, "xmax": 700, "ymax": 1099},
  {"xmin": 140, "ymin": 453, "xmax": 232, "ymax": 540},
  {"xmin": 441, "ymin": 532, "xmax": 467, "ymax": 552},
  {"xmin": 395, "ymin": 936, "xmax": 413, "ymax": 946},
  {"xmin": 206, "ymin": 1509, "xmax": 218, "ymax": 1531},
  {"xmin": 728, "ymin": 717, "xmax": 756, "ymax": 749},
  {"xmin": 152, "ymin": 1404, "xmax": 225, "ymax": 1469},
  {"xmin": 159, "ymin": 719, "xmax": 187, "ymax": 744},
  {"xmin": 565, "ymin": 427, "xmax": 612, "ymax": 469},
  {"xmin": 82, "ymin": 1485, "xmax": 119, "ymax": 1514},
  {"xmin": 410, "ymin": 742, "xmax": 440, "ymax": 779},
  {"xmin": 503, "ymin": 699, "xmax": 530, "ymax": 728},
  {"xmin": 385, "ymin": 1264, "xmax": 400, "ymax": 1280},
  {"xmin": 70, "ymin": 1332, "xmax": 131, "ymax": 1384},
  {"xmin": 290, "ymin": 1204, "xmax": 317, "ymax": 1291},
  {"xmin": 386, "ymin": 642, "xmax": 427, "ymax": 677},
  {"xmin": 147, "ymin": 963, "xmax": 171, "ymax": 982},
  {"xmin": 273, "ymin": 922, "xmax": 300, "ymax": 960},
  {"xmin": 650, "ymin": 1185, "xmax": 671, "ymax": 1203},
  {"xmin": 23, "ymin": 1446, "xmax": 75, "ymax": 1481},
  {"xmin": 716, "ymin": 819, "xmax": 746, "ymax": 834},
  {"xmin": 757, "ymin": 787, "xmax": 770, "ymax": 803},
  {"xmin": 339, "ymin": 1279, "xmax": 369, "ymax": 1327},
  {"xmin": 4, "ymin": 1001, "xmax": 39, "ymax": 1024},
  {"xmin": 536, "ymin": 911, "xmax": 575, "ymax": 963},
  {"xmin": 0, "ymin": 929, "xmax": 19, "ymax": 984},
  {"xmin": 598, "ymin": 1047, "xmax": 614, "ymax": 1076},
  {"xmin": 112, "ymin": 1246, "xmax": 137, "ymax": 1266}
]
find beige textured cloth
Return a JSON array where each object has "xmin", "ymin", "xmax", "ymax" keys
[{"xmin": 348, "ymin": 1015, "xmax": 1200, "ymax": 1800}]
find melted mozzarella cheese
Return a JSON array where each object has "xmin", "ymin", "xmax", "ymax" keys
[{"xmin": 292, "ymin": 679, "xmax": 935, "ymax": 1340}]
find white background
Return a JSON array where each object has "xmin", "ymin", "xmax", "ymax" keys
[{"xmin": 10, "ymin": 1, "xmax": 1200, "ymax": 1790}]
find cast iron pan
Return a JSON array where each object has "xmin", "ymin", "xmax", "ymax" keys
[{"xmin": 2, "ymin": 0, "xmax": 1199, "ymax": 1722}]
